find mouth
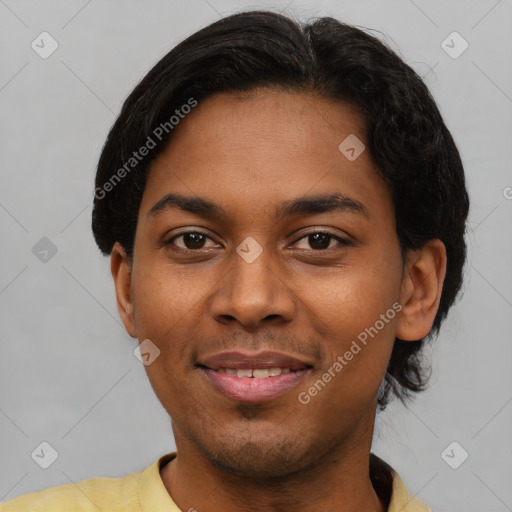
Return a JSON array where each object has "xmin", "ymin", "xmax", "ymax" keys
[{"xmin": 197, "ymin": 350, "xmax": 313, "ymax": 403}]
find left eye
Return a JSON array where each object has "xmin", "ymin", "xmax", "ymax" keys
[{"xmin": 293, "ymin": 232, "xmax": 350, "ymax": 251}]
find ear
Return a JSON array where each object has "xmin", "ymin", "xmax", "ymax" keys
[
  {"xmin": 396, "ymin": 239, "xmax": 447, "ymax": 341},
  {"xmin": 110, "ymin": 241, "xmax": 137, "ymax": 338}
]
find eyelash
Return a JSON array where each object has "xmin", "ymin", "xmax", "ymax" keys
[{"xmin": 165, "ymin": 230, "xmax": 352, "ymax": 253}]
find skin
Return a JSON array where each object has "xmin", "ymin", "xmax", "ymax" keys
[{"xmin": 111, "ymin": 88, "xmax": 447, "ymax": 512}]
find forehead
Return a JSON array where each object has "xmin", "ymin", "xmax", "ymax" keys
[
  {"xmin": 139, "ymin": 88, "xmax": 392, "ymax": 226},
  {"xmin": 162, "ymin": 88, "xmax": 368, "ymax": 161}
]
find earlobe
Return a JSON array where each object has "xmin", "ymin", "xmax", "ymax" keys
[
  {"xmin": 110, "ymin": 242, "xmax": 137, "ymax": 338},
  {"xmin": 396, "ymin": 239, "xmax": 447, "ymax": 341}
]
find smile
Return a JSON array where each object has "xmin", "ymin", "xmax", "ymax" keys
[
  {"xmin": 215, "ymin": 367, "xmax": 292, "ymax": 378},
  {"xmin": 197, "ymin": 350, "xmax": 314, "ymax": 402},
  {"xmin": 199, "ymin": 366, "xmax": 311, "ymax": 402}
]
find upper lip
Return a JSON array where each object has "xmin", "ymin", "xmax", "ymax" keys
[{"xmin": 197, "ymin": 350, "xmax": 313, "ymax": 370}]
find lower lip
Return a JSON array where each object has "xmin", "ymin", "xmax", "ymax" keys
[{"xmin": 200, "ymin": 368, "xmax": 310, "ymax": 403}]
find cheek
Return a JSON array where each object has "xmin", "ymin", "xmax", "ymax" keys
[
  {"xmin": 130, "ymin": 262, "xmax": 221, "ymax": 388},
  {"xmin": 130, "ymin": 267, "xmax": 192, "ymax": 384},
  {"xmin": 300, "ymin": 249, "xmax": 402, "ymax": 400},
  {"xmin": 130, "ymin": 268, "xmax": 198, "ymax": 415},
  {"xmin": 131, "ymin": 261, "xmax": 210, "ymax": 338},
  {"xmin": 307, "ymin": 248, "xmax": 402, "ymax": 338}
]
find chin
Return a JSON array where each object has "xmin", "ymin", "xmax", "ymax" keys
[
  {"xmin": 192, "ymin": 425, "xmax": 326, "ymax": 479},
  {"xmin": 205, "ymin": 444, "xmax": 306, "ymax": 477}
]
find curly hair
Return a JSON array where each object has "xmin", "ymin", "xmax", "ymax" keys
[{"xmin": 92, "ymin": 10, "xmax": 470, "ymax": 410}]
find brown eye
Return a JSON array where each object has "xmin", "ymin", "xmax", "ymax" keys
[
  {"xmin": 167, "ymin": 232, "xmax": 218, "ymax": 251},
  {"xmin": 308, "ymin": 233, "xmax": 331, "ymax": 250},
  {"xmin": 294, "ymin": 232, "xmax": 351, "ymax": 251}
]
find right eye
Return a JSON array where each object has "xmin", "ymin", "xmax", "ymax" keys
[{"xmin": 166, "ymin": 231, "xmax": 220, "ymax": 251}]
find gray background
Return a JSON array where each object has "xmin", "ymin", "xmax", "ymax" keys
[{"xmin": 1, "ymin": 1, "xmax": 511, "ymax": 510}]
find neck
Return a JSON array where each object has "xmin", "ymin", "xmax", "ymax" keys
[{"xmin": 160, "ymin": 414, "xmax": 386, "ymax": 512}]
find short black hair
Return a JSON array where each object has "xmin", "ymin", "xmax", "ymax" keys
[{"xmin": 92, "ymin": 9, "xmax": 470, "ymax": 409}]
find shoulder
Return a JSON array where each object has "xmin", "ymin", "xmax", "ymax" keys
[
  {"xmin": 370, "ymin": 453, "xmax": 433, "ymax": 512},
  {"xmin": 389, "ymin": 471, "xmax": 433, "ymax": 512},
  {"xmin": 0, "ymin": 469, "xmax": 140, "ymax": 512}
]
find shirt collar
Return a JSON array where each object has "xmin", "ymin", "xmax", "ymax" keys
[{"xmin": 140, "ymin": 452, "xmax": 432, "ymax": 512}]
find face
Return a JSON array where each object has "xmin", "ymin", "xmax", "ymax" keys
[{"xmin": 113, "ymin": 88, "xmax": 424, "ymax": 477}]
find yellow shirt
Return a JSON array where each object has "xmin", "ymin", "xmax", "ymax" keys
[{"xmin": 1, "ymin": 452, "xmax": 432, "ymax": 511}]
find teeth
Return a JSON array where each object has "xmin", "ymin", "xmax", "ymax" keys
[
  {"xmin": 216, "ymin": 367, "xmax": 293, "ymax": 377},
  {"xmin": 252, "ymin": 369, "xmax": 269, "ymax": 378}
]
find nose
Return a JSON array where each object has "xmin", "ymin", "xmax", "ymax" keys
[{"xmin": 210, "ymin": 242, "xmax": 296, "ymax": 330}]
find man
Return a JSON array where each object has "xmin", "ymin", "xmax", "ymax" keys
[{"xmin": 1, "ymin": 9, "xmax": 469, "ymax": 512}]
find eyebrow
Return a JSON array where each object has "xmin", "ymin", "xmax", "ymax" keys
[{"xmin": 147, "ymin": 192, "xmax": 370, "ymax": 221}]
